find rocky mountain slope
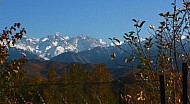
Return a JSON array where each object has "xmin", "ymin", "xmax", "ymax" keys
[{"xmin": 14, "ymin": 32, "xmax": 109, "ymax": 60}]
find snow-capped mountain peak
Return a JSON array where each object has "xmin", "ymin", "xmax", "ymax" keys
[{"xmin": 15, "ymin": 33, "xmax": 109, "ymax": 60}]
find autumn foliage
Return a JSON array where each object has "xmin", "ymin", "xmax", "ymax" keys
[
  {"xmin": 110, "ymin": 0, "xmax": 190, "ymax": 103},
  {"xmin": 0, "ymin": 23, "xmax": 27, "ymax": 102},
  {"xmin": 1, "ymin": 0, "xmax": 190, "ymax": 104}
]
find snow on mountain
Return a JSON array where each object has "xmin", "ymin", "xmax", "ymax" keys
[{"xmin": 14, "ymin": 32, "xmax": 109, "ymax": 60}]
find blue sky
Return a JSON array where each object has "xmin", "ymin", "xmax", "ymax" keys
[{"xmin": 0, "ymin": 0, "xmax": 175, "ymax": 40}]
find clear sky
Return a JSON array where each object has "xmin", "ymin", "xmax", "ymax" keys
[{"xmin": 0, "ymin": 0, "xmax": 176, "ymax": 40}]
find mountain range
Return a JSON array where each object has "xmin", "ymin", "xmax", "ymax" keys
[
  {"xmin": 9, "ymin": 32, "xmax": 190, "ymax": 68},
  {"xmin": 13, "ymin": 32, "xmax": 109, "ymax": 60},
  {"xmin": 6, "ymin": 32, "xmax": 132, "ymax": 68}
]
